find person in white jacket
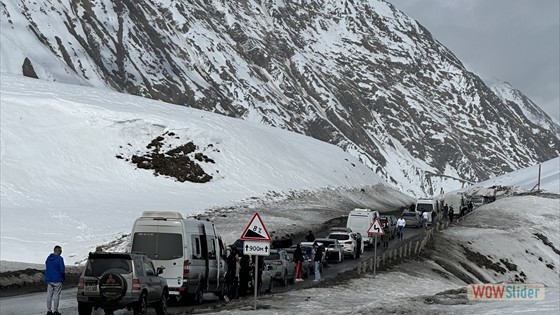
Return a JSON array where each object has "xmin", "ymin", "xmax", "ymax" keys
[{"xmin": 396, "ymin": 216, "xmax": 406, "ymax": 241}]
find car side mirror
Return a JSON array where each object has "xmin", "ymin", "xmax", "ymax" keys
[{"xmin": 157, "ymin": 266, "xmax": 165, "ymax": 275}]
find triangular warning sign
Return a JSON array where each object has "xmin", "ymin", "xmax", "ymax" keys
[
  {"xmin": 367, "ymin": 218, "xmax": 385, "ymax": 235},
  {"xmin": 240, "ymin": 212, "xmax": 272, "ymax": 241}
]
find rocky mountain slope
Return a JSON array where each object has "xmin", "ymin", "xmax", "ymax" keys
[{"xmin": 2, "ymin": 0, "xmax": 559, "ymax": 196}]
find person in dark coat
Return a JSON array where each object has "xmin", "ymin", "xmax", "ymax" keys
[
  {"xmin": 45, "ymin": 245, "xmax": 65, "ymax": 315},
  {"xmin": 449, "ymin": 206, "xmax": 455, "ymax": 223},
  {"xmin": 272, "ymin": 236, "xmax": 282, "ymax": 249},
  {"xmin": 294, "ymin": 243, "xmax": 305, "ymax": 281},
  {"xmin": 305, "ymin": 230, "xmax": 315, "ymax": 242},
  {"xmin": 225, "ymin": 248, "xmax": 239, "ymax": 300},
  {"xmin": 381, "ymin": 226, "xmax": 390, "ymax": 248},
  {"xmin": 238, "ymin": 255, "xmax": 251, "ymax": 297}
]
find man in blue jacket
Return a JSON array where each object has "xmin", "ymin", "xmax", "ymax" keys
[{"xmin": 45, "ymin": 245, "xmax": 65, "ymax": 315}]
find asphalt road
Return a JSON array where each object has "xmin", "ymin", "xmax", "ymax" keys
[{"xmin": 0, "ymin": 210, "xmax": 428, "ymax": 315}]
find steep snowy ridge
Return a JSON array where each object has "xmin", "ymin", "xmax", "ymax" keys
[{"xmin": 1, "ymin": 0, "xmax": 559, "ymax": 196}]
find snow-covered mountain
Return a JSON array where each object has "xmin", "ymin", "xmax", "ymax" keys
[
  {"xmin": 0, "ymin": 74, "xmax": 414, "ymax": 264},
  {"xmin": 1, "ymin": 0, "xmax": 559, "ymax": 196}
]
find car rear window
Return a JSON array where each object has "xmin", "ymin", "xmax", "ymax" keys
[
  {"xmin": 131, "ymin": 232, "xmax": 183, "ymax": 260},
  {"xmin": 85, "ymin": 258, "xmax": 132, "ymax": 277},
  {"xmin": 402, "ymin": 212, "xmax": 417, "ymax": 217},
  {"xmin": 328, "ymin": 234, "xmax": 349, "ymax": 241},
  {"xmin": 265, "ymin": 253, "xmax": 281, "ymax": 260}
]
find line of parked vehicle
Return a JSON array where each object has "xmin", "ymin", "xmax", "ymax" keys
[{"xmin": 74, "ymin": 205, "xmax": 443, "ymax": 314}]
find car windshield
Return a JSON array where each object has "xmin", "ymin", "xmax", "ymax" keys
[
  {"xmin": 85, "ymin": 258, "xmax": 132, "ymax": 277},
  {"xmin": 328, "ymin": 234, "xmax": 349, "ymax": 241}
]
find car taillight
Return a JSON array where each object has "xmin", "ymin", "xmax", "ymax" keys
[
  {"xmin": 273, "ymin": 261, "xmax": 283, "ymax": 265},
  {"xmin": 183, "ymin": 259, "xmax": 191, "ymax": 278},
  {"xmin": 344, "ymin": 241, "xmax": 352, "ymax": 244},
  {"xmin": 77, "ymin": 277, "xmax": 84, "ymax": 293},
  {"xmin": 132, "ymin": 278, "xmax": 141, "ymax": 293}
]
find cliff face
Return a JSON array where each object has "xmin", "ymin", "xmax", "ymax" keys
[{"xmin": 2, "ymin": 0, "xmax": 559, "ymax": 196}]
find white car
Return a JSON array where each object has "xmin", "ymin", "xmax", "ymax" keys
[{"xmin": 326, "ymin": 227, "xmax": 363, "ymax": 259}]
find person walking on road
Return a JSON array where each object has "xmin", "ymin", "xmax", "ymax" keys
[
  {"xmin": 443, "ymin": 204, "xmax": 449, "ymax": 223},
  {"xmin": 312, "ymin": 242, "xmax": 323, "ymax": 281},
  {"xmin": 305, "ymin": 230, "xmax": 315, "ymax": 242},
  {"xmin": 45, "ymin": 245, "xmax": 65, "ymax": 315},
  {"xmin": 396, "ymin": 216, "xmax": 406, "ymax": 241},
  {"xmin": 422, "ymin": 211, "xmax": 429, "ymax": 229},
  {"xmin": 294, "ymin": 243, "xmax": 305, "ymax": 282},
  {"xmin": 381, "ymin": 226, "xmax": 390, "ymax": 248},
  {"xmin": 449, "ymin": 206, "xmax": 455, "ymax": 223}
]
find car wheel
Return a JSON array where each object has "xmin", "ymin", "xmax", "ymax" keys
[
  {"xmin": 191, "ymin": 288, "xmax": 203, "ymax": 305},
  {"xmin": 133, "ymin": 293, "xmax": 148, "ymax": 315},
  {"xmin": 77, "ymin": 302, "xmax": 92, "ymax": 315},
  {"xmin": 282, "ymin": 272, "xmax": 288, "ymax": 286},
  {"xmin": 155, "ymin": 291, "xmax": 168, "ymax": 315}
]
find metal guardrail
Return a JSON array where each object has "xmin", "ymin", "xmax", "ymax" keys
[{"xmin": 357, "ymin": 221, "xmax": 450, "ymax": 274}]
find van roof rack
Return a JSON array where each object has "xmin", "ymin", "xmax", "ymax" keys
[{"xmin": 141, "ymin": 211, "xmax": 183, "ymax": 219}]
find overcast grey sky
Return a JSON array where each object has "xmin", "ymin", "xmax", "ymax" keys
[{"xmin": 388, "ymin": 0, "xmax": 560, "ymax": 121}]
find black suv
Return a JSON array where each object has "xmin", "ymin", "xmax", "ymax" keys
[{"xmin": 77, "ymin": 252, "xmax": 168, "ymax": 315}]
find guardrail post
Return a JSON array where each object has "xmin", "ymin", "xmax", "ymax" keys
[
  {"xmin": 382, "ymin": 252, "xmax": 386, "ymax": 264},
  {"xmin": 369, "ymin": 257, "xmax": 374, "ymax": 271},
  {"xmin": 399, "ymin": 246, "xmax": 403, "ymax": 258}
]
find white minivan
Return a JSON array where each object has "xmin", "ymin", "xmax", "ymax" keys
[
  {"xmin": 415, "ymin": 198, "xmax": 440, "ymax": 225},
  {"xmin": 129, "ymin": 211, "xmax": 226, "ymax": 304},
  {"xmin": 346, "ymin": 208, "xmax": 380, "ymax": 247}
]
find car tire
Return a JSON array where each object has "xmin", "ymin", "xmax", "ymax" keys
[
  {"xmin": 190, "ymin": 288, "xmax": 203, "ymax": 305},
  {"xmin": 155, "ymin": 291, "xmax": 168, "ymax": 315},
  {"xmin": 77, "ymin": 302, "xmax": 92, "ymax": 315},
  {"xmin": 99, "ymin": 272, "xmax": 127, "ymax": 302},
  {"xmin": 282, "ymin": 272, "xmax": 288, "ymax": 286},
  {"xmin": 133, "ymin": 293, "xmax": 148, "ymax": 315}
]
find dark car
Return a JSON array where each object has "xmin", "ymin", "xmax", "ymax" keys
[
  {"xmin": 314, "ymin": 238, "xmax": 345, "ymax": 263},
  {"xmin": 285, "ymin": 245, "xmax": 310, "ymax": 278},
  {"xmin": 77, "ymin": 252, "xmax": 168, "ymax": 315},
  {"xmin": 300, "ymin": 242, "xmax": 327, "ymax": 272}
]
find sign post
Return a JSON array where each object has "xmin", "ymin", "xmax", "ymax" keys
[
  {"xmin": 367, "ymin": 218, "xmax": 385, "ymax": 277},
  {"xmin": 240, "ymin": 212, "xmax": 271, "ymax": 310}
]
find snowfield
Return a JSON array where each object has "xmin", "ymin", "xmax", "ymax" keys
[{"xmin": 0, "ymin": 74, "xmax": 410, "ymax": 265}]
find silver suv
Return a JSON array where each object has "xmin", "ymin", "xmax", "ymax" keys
[{"xmin": 77, "ymin": 252, "xmax": 168, "ymax": 315}]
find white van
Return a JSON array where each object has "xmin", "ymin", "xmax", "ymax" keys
[
  {"xmin": 129, "ymin": 211, "xmax": 226, "ymax": 304},
  {"xmin": 346, "ymin": 208, "xmax": 380, "ymax": 247},
  {"xmin": 443, "ymin": 193, "xmax": 468, "ymax": 214},
  {"xmin": 415, "ymin": 198, "xmax": 440, "ymax": 225}
]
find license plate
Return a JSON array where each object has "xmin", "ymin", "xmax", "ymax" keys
[{"xmin": 85, "ymin": 283, "xmax": 98, "ymax": 292}]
